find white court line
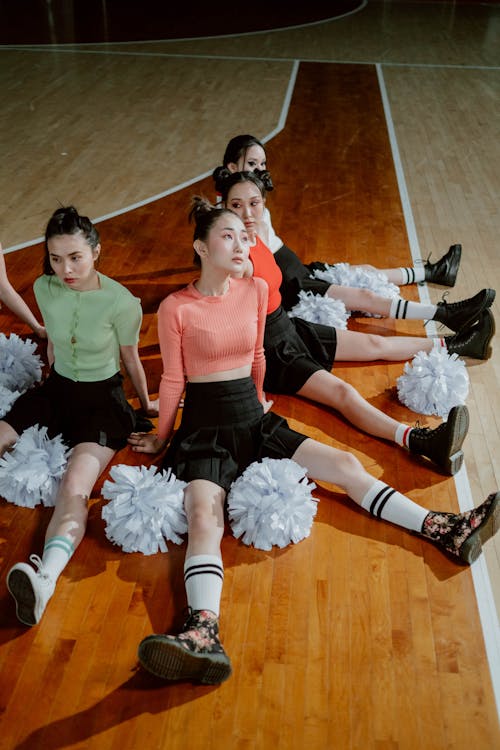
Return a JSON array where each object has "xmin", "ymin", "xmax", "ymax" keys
[
  {"xmin": 376, "ymin": 62, "xmax": 500, "ymax": 720},
  {"xmin": 2, "ymin": 45, "xmax": 499, "ymax": 73},
  {"xmin": 0, "ymin": 2, "xmax": 367, "ymax": 48},
  {"xmin": 4, "ymin": 60, "xmax": 300, "ymax": 255}
]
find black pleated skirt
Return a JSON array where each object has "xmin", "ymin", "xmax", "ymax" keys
[
  {"xmin": 274, "ymin": 243, "xmax": 331, "ymax": 310},
  {"xmin": 263, "ymin": 305, "xmax": 337, "ymax": 395},
  {"xmin": 4, "ymin": 368, "xmax": 136, "ymax": 449},
  {"xmin": 162, "ymin": 377, "xmax": 307, "ymax": 491}
]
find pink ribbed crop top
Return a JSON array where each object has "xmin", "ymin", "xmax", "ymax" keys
[{"xmin": 157, "ymin": 275, "xmax": 268, "ymax": 441}]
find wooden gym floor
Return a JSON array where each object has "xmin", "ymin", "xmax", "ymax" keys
[{"xmin": 0, "ymin": 2, "xmax": 499, "ymax": 748}]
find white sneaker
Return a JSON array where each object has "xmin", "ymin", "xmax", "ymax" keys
[{"xmin": 6, "ymin": 555, "xmax": 55, "ymax": 626}]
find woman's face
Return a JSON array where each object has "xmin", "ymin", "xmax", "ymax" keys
[
  {"xmin": 227, "ymin": 144, "xmax": 267, "ymax": 173},
  {"xmin": 47, "ymin": 233, "xmax": 100, "ymax": 291},
  {"xmin": 225, "ymin": 181, "xmax": 265, "ymax": 241},
  {"xmin": 196, "ymin": 212, "xmax": 250, "ymax": 274}
]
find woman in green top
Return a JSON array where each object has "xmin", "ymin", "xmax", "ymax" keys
[{"xmin": 1, "ymin": 206, "xmax": 157, "ymax": 627}]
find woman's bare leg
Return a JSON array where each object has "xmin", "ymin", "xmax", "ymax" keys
[
  {"xmin": 335, "ymin": 328, "xmax": 433, "ymax": 362},
  {"xmin": 297, "ymin": 369, "xmax": 403, "ymax": 441},
  {"xmin": 7, "ymin": 441, "xmax": 115, "ymax": 626}
]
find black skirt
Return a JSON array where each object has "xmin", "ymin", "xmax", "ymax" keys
[
  {"xmin": 274, "ymin": 244, "xmax": 331, "ymax": 311},
  {"xmin": 162, "ymin": 377, "xmax": 307, "ymax": 491},
  {"xmin": 4, "ymin": 368, "xmax": 136, "ymax": 450},
  {"xmin": 263, "ymin": 305, "xmax": 337, "ymax": 395}
]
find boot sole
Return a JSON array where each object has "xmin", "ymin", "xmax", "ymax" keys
[
  {"xmin": 458, "ymin": 492, "xmax": 500, "ymax": 564},
  {"xmin": 478, "ymin": 309, "xmax": 495, "ymax": 360},
  {"xmin": 138, "ymin": 635, "xmax": 232, "ymax": 684},
  {"xmin": 6, "ymin": 568, "xmax": 37, "ymax": 626},
  {"xmin": 441, "ymin": 405, "xmax": 469, "ymax": 475}
]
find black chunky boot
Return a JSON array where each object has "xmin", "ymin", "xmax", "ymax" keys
[
  {"xmin": 138, "ymin": 609, "xmax": 232, "ymax": 684},
  {"xmin": 408, "ymin": 404, "xmax": 469, "ymax": 475},
  {"xmin": 433, "ymin": 288, "xmax": 495, "ymax": 332},
  {"xmin": 445, "ymin": 308, "xmax": 495, "ymax": 360},
  {"xmin": 424, "ymin": 244, "xmax": 461, "ymax": 287},
  {"xmin": 421, "ymin": 492, "xmax": 500, "ymax": 564}
]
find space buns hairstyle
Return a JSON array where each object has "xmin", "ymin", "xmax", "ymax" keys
[
  {"xmin": 214, "ymin": 169, "xmax": 274, "ymax": 203},
  {"xmin": 43, "ymin": 206, "xmax": 100, "ymax": 275}
]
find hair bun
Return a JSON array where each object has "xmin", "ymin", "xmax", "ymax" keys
[
  {"xmin": 213, "ymin": 167, "xmax": 233, "ymax": 193},
  {"xmin": 254, "ymin": 169, "xmax": 274, "ymax": 192}
]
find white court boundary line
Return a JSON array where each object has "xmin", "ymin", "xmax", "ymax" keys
[{"xmin": 376, "ymin": 62, "xmax": 500, "ymax": 720}]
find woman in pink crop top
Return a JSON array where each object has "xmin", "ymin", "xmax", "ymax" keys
[
  {"xmin": 216, "ymin": 170, "xmax": 495, "ymax": 478},
  {"xmin": 128, "ymin": 197, "xmax": 499, "ymax": 687},
  {"xmin": 2, "ymin": 206, "xmax": 157, "ymax": 628}
]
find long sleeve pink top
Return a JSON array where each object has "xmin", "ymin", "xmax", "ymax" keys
[{"xmin": 157, "ymin": 276, "xmax": 268, "ymax": 441}]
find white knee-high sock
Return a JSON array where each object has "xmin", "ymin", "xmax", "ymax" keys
[
  {"xmin": 389, "ymin": 297, "xmax": 437, "ymax": 321},
  {"xmin": 360, "ymin": 480, "xmax": 428, "ymax": 532},
  {"xmin": 184, "ymin": 554, "xmax": 224, "ymax": 616},
  {"xmin": 41, "ymin": 536, "xmax": 75, "ymax": 581},
  {"xmin": 398, "ymin": 267, "xmax": 426, "ymax": 285}
]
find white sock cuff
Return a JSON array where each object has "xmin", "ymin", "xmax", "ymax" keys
[
  {"xmin": 394, "ymin": 423, "xmax": 412, "ymax": 447},
  {"xmin": 360, "ymin": 480, "xmax": 428, "ymax": 532},
  {"xmin": 389, "ymin": 297, "xmax": 409, "ymax": 319},
  {"xmin": 184, "ymin": 554, "xmax": 224, "ymax": 580},
  {"xmin": 44, "ymin": 536, "xmax": 75, "ymax": 559},
  {"xmin": 184, "ymin": 554, "xmax": 224, "ymax": 616}
]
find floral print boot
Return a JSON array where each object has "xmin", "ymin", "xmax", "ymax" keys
[
  {"xmin": 421, "ymin": 492, "xmax": 499, "ymax": 564},
  {"xmin": 138, "ymin": 609, "xmax": 232, "ymax": 684}
]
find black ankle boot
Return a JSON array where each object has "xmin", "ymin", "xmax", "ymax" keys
[
  {"xmin": 433, "ymin": 288, "xmax": 495, "ymax": 332},
  {"xmin": 408, "ymin": 404, "xmax": 469, "ymax": 475},
  {"xmin": 424, "ymin": 244, "xmax": 461, "ymax": 287},
  {"xmin": 445, "ymin": 308, "xmax": 495, "ymax": 360},
  {"xmin": 421, "ymin": 492, "xmax": 500, "ymax": 564},
  {"xmin": 138, "ymin": 609, "xmax": 232, "ymax": 684}
]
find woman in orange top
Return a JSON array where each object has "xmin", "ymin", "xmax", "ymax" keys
[{"xmin": 216, "ymin": 170, "xmax": 495, "ymax": 477}]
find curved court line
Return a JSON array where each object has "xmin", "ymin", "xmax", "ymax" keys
[
  {"xmin": 376, "ymin": 62, "xmax": 500, "ymax": 720},
  {"xmin": 4, "ymin": 60, "xmax": 300, "ymax": 254},
  {"xmin": 1, "ymin": 2, "xmax": 367, "ymax": 48}
]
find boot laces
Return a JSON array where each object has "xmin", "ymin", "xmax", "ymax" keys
[{"xmin": 28, "ymin": 554, "xmax": 51, "ymax": 581}]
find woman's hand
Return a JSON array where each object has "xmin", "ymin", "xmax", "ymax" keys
[
  {"xmin": 142, "ymin": 398, "xmax": 159, "ymax": 417},
  {"xmin": 262, "ymin": 395, "xmax": 274, "ymax": 414},
  {"xmin": 33, "ymin": 324, "xmax": 47, "ymax": 339},
  {"xmin": 128, "ymin": 432, "xmax": 165, "ymax": 453}
]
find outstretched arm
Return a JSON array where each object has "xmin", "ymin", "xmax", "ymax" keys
[
  {"xmin": 119, "ymin": 344, "xmax": 158, "ymax": 416},
  {"xmin": 0, "ymin": 244, "xmax": 46, "ymax": 337}
]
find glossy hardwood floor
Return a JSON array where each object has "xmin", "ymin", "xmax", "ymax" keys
[{"xmin": 1, "ymin": 2, "xmax": 499, "ymax": 748}]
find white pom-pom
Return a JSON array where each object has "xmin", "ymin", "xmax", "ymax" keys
[
  {"xmin": 101, "ymin": 464, "xmax": 188, "ymax": 555},
  {"xmin": 0, "ymin": 384, "xmax": 21, "ymax": 419},
  {"xmin": 0, "ymin": 425, "xmax": 70, "ymax": 508},
  {"xmin": 397, "ymin": 348, "xmax": 469, "ymax": 418},
  {"xmin": 288, "ymin": 290, "xmax": 349, "ymax": 329},
  {"xmin": 311, "ymin": 262, "xmax": 400, "ymax": 316},
  {"xmin": 0, "ymin": 333, "xmax": 42, "ymax": 392},
  {"xmin": 227, "ymin": 458, "xmax": 318, "ymax": 551}
]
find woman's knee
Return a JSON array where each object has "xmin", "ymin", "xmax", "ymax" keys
[
  {"xmin": 184, "ymin": 483, "xmax": 225, "ymax": 537},
  {"xmin": 330, "ymin": 377, "xmax": 362, "ymax": 407},
  {"xmin": 337, "ymin": 450, "xmax": 364, "ymax": 476}
]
